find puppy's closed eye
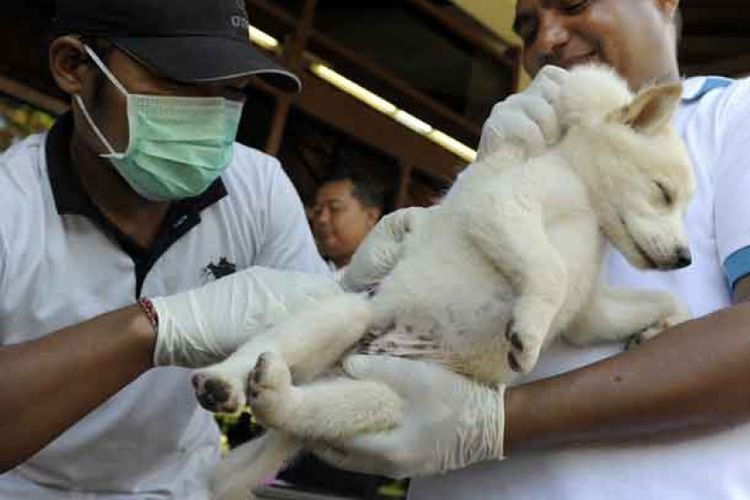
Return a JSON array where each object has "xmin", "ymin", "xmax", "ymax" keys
[{"xmin": 655, "ymin": 181, "xmax": 673, "ymax": 206}]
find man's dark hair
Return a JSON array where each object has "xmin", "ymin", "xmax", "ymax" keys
[{"xmin": 320, "ymin": 169, "xmax": 385, "ymax": 210}]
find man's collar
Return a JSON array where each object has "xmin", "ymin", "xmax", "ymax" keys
[
  {"xmin": 681, "ymin": 76, "xmax": 733, "ymax": 103},
  {"xmin": 45, "ymin": 112, "xmax": 228, "ymax": 218}
]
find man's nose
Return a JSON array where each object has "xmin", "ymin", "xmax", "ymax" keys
[
  {"xmin": 534, "ymin": 12, "xmax": 570, "ymax": 67},
  {"xmin": 314, "ymin": 208, "xmax": 330, "ymax": 226}
]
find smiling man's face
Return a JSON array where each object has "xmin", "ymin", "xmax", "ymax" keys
[{"xmin": 514, "ymin": 0, "xmax": 680, "ymax": 90}]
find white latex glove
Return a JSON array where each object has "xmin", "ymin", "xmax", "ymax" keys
[
  {"xmin": 341, "ymin": 207, "xmax": 431, "ymax": 292},
  {"xmin": 313, "ymin": 355, "xmax": 506, "ymax": 478},
  {"xmin": 150, "ymin": 266, "xmax": 340, "ymax": 367},
  {"xmin": 477, "ymin": 65, "xmax": 568, "ymax": 161}
]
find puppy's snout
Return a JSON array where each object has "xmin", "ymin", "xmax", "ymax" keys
[{"xmin": 673, "ymin": 246, "xmax": 692, "ymax": 269}]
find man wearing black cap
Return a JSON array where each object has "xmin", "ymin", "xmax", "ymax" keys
[{"xmin": 0, "ymin": 0, "xmax": 348, "ymax": 497}]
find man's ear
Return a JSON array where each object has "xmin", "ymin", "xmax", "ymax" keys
[
  {"xmin": 608, "ymin": 83, "xmax": 682, "ymax": 135},
  {"xmin": 49, "ymin": 36, "xmax": 92, "ymax": 96},
  {"xmin": 365, "ymin": 207, "xmax": 382, "ymax": 228}
]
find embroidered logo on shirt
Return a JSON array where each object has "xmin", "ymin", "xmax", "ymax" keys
[{"xmin": 203, "ymin": 257, "xmax": 237, "ymax": 281}]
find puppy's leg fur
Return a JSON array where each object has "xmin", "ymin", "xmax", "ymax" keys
[
  {"xmin": 210, "ymin": 431, "xmax": 302, "ymax": 500},
  {"xmin": 465, "ymin": 199, "xmax": 568, "ymax": 373},
  {"xmin": 193, "ymin": 293, "xmax": 371, "ymax": 414},
  {"xmin": 248, "ymin": 351, "xmax": 402, "ymax": 440},
  {"xmin": 212, "ymin": 360, "xmax": 401, "ymax": 500},
  {"xmin": 564, "ymin": 285, "xmax": 689, "ymax": 347},
  {"xmin": 201, "ymin": 294, "xmax": 374, "ymax": 499}
]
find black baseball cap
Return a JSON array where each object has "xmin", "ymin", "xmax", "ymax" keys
[{"xmin": 53, "ymin": 0, "xmax": 301, "ymax": 92}]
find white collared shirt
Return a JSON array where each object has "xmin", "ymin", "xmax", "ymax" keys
[{"xmin": 0, "ymin": 114, "xmax": 328, "ymax": 499}]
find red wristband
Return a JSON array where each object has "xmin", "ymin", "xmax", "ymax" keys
[{"xmin": 137, "ymin": 297, "xmax": 159, "ymax": 333}]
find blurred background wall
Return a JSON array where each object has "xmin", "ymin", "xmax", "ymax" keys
[{"xmin": 2, "ymin": 0, "xmax": 748, "ymax": 212}]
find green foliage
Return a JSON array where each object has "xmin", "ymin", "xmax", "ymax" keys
[{"xmin": 0, "ymin": 97, "xmax": 56, "ymax": 151}]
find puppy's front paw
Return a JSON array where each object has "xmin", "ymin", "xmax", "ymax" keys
[
  {"xmin": 505, "ymin": 318, "xmax": 542, "ymax": 374},
  {"xmin": 625, "ymin": 300, "xmax": 690, "ymax": 350},
  {"xmin": 192, "ymin": 371, "xmax": 245, "ymax": 414},
  {"xmin": 247, "ymin": 352, "xmax": 296, "ymax": 427}
]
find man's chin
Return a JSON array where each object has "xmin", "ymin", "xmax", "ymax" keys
[
  {"xmin": 320, "ymin": 245, "xmax": 342, "ymax": 260},
  {"xmin": 561, "ymin": 54, "xmax": 601, "ymax": 69}
]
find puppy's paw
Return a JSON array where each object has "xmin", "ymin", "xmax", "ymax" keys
[
  {"xmin": 247, "ymin": 352, "xmax": 296, "ymax": 426},
  {"xmin": 625, "ymin": 300, "xmax": 690, "ymax": 350},
  {"xmin": 192, "ymin": 371, "xmax": 245, "ymax": 414},
  {"xmin": 505, "ymin": 318, "xmax": 542, "ymax": 374}
]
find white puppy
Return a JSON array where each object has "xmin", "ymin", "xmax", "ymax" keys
[{"xmin": 196, "ymin": 64, "xmax": 694, "ymax": 499}]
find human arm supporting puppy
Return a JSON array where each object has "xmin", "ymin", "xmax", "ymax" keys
[
  {"xmin": 310, "ymin": 291, "xmax": 750, "ymax": 478},
  {"xmin": 0, "ymin": 266, "xmax": 338, "ymax": 473}
]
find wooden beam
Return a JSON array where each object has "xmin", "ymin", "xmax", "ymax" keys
[
  {"xmin": 265, "ymin": 98, "xmax": 292, "ymax": 155},
  {"xmin": 282, "ymin": 0, "xmax": 317, "ymax": 71},
  {"xmin": 247, "ymin": 0, "xmax": 484, "ymax": 145},
  {"xmin": 265, "ymin": 0, "xmax": 317, "ymax": 155},
  {"xmin": 307, "ymin": 30, "xmax": 482, "ymax": 142},
  {"xmin": 289, "ymin": 72, "xmax": 466, "ymax": 182},
  {"xmin": 0, "ymin": 74, "xmax": 68, "ymax": 115},
  {"xmin": 395, "ymin": 163, "xmax": 415, "ymax": 208},
  {"xmin": 407, "ymin": 0, "xmax": 516, "ymax": 68}
]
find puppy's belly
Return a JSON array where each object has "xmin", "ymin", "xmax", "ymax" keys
[{"xmin": 359, "ymin": 278, "xmax": 516, "ymax": 386}]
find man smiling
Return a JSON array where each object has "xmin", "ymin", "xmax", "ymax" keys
[{"xmin": 314, "ymin": 1, "xmax": 750, "ymax": 499}]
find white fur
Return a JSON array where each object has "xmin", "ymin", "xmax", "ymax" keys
[{"xmin": 199, "ymin": 65, "xmax": 695, "ymax": 499}]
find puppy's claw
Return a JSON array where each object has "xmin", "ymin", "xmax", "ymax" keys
[
  {"xmin": 253, "ymin": 354, "xmax": 268, "ymax": 383},
  {"xmin": 625, "ymin": 333, "xmax": 644, "ymax": 350},
  {"xmin": 508, "ymin": 352, "xmax": 522, "ymax": 372},
  {"xmin": 504, "ymin": 319, "xmax": 515, "ymax": 341},
  {"xmin": 508, "ymin": 332, "xmax": 524, "ymax": 352}
]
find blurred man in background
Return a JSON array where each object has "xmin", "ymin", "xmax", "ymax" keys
[{"xmin": 312, "ymin": 169, "xmax": 384, "ymax": 276}]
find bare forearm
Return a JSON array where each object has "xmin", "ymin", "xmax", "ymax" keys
[
  {"xmin": 504, "ymin": 301, "xmax": 750, "ymax": 454},
  {"xmin": 0, "ymin": 305, "xmax": 155, "ymax": 472}
]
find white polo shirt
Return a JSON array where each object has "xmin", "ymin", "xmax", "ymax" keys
[
  {"xmin": 409, "ymin": 76, "xmax": 750, "ymax": 500},
  {"xmin": 0, "ymin": 114, "xmax": 328, "ymax": 499}
]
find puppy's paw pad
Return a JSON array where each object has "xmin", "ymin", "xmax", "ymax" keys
[
  {"xmin": 247, "ymin": 352, "xmax": 294, "ymax": 423},
  {"xmin": 249, "ymin": 352, "xmax": 291, "ymax": 391},
  {"xmin": 192, "ymin": 371, "xmax": 244, "ymax": 414}
]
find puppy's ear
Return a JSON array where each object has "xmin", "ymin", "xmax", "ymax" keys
[{"xmin": 607, "ymin": 83, "xmax": 683, "ymax": 135}]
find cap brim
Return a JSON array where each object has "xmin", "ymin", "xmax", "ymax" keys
[{"xmin": 110, "ymin": 36, "xmax": 301, "ymax": 93}]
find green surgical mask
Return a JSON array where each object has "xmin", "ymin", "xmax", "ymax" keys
[{"xmin": 74, "ymin": 45, "xmax": 244, "ymax": 201}]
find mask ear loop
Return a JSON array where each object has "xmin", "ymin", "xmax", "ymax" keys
[
  {"xmin": 82, "ymin": 44, "xmax": 129, "ymax": 96},
  {"xmin": 73, "ymin": 44, "xmax": 130, "ymax": 156}
]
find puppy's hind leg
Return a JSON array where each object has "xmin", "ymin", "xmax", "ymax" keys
[
  {"xmin": 248, "ymin": 352, "xmax": 403, "ymax": 441},
  {"xmin": 210, "ymin": 431, "xmax": 302, "ymax": 500},
  {"xmin": 193, "ymin": 293, "xmax": 372, "ymax": 415}
]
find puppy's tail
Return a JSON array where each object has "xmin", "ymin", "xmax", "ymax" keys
[{"xmin": 210, "ymin": 431, "xmax": 302, "ymax": 500}]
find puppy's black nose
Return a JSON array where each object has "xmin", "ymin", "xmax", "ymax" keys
[{"xmin": 674, "ymin": 247, "xmax": 692, "ymax": 269}]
